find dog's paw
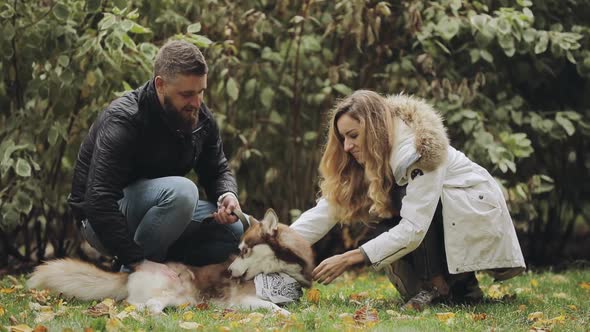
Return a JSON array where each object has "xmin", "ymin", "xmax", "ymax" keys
[
  {"xmin": 275, "ymin": 307, "xmax": 291, "ymax": 317},
  {"xmin": 146, "ymin": 299, "xmax": 165, "ymax": 314}
]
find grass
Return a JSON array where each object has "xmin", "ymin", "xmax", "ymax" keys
[{"xmin": 1, "ymin": 267, "xmax": 589, "ymax": 331}]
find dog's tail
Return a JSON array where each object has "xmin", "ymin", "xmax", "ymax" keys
[{"xmin": 27, "ymin": 258, "xmax": 129, "ymax": 301}]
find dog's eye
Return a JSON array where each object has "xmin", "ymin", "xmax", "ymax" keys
[{"xmin": 240, "ymin": 247, "xmax": 251, "ymax": 258}]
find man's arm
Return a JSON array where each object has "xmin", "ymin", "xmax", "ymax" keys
[
  {"xmin": 84, "ymin": 114, "xmax": 144, "ymax": 265},
  {"xmin": 194, "ymin": 118, "xmax": 238, "ymax": 202}
]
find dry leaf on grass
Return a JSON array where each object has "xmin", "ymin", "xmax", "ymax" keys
[
  {"xmin": 195, "ymin": 302, "xmax": 209, "ymax": 310},
  {"xmin": 7, "ymin": 324, "xmax": 33, "ymax": 332},
  {"xmin": 435, "ymin": 312, "xmax": 455, "ymax": 323},
  {"xmin": 105, "ymin": 318, "xmax": 125, "ymax": 332},
  {"xmin": 0, "ymin": 305, "xmax": 5, "ymax": 316},
  {"xmin": 470, "ymin": 313, "xmax": 487, "ymax": 321},
  {"xmin": 353, "ymin": 306, "xmax": 379, "ymax": 325},
  {"xmin": 579, "ymin": 282, "xmax": 590, "ymax": 290},
  {"xmin": 527, "ymin": 311, "xmax": 544, "ymax": 321},
  {"xmin": 32, "ymin": 326, "xmax": 48, "ymax": 332},
  {"xmin": 238, "ymin": 312, "xmax": 265, "ymax": 324},
  {"xmin": 349, "ymin": 291, "xmax": 369, "ymax": 301},
  {"xmin": 567, "ymin": 304, "xmax": 577, "ymax": 311},
  {"xmin": 86, "ymin": 298, "xmax": 116, "ymax": 317},
  {"xmin": 306, "ymin": 288, "xmax": 320, "ymax": 304},
  {"xmin": 182, "ymin": 311, "xmax": 195, "ymax": 321},
  {"xmin": 1, "ymin": 287, "xmax": 16, "ymax": 294},
  {"xmin": 34, "ymin": 311, "xmax": 55, "ymax": 324},
  {"xmin": 179, "ymin": 321, "xmax": 203, "ymax": 330},
  {"xmin": 10, "ymin": 315, "xmax": 19, "ymax": 324},
  {"xmin": 530, "ymin": 279, "xmax": 539, "ymax": 287}
]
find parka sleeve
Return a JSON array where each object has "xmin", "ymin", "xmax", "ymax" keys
[
  {"xmin": 290, "ymin": 198, "xmax": 339, "ymax": 245},
  {"xmin": 360, "ymin": 164, "xmax": 445, "ymax": 270},
  {"xmin": 194, "ymin": 116, "xmax": 238, "ymax": 202},
  {"xmin": 84, "ymin": 115, "xmax": 145, "ymax": 265}
]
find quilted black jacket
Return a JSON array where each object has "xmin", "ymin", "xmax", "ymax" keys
[{"xmin": 68, "ymin": 79, "xmax": 237, "ymax": 264}]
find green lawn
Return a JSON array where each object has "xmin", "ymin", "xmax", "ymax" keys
[{"xmin": 1, "ymin": 268, "xmax": 589, "ymax": 331}]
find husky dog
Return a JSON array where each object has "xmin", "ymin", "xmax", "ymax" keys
[{"xmin": 27, "ymin": 209, "xmax": 314, "ymax": 315}]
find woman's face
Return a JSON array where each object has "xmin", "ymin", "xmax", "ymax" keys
[{"xmin": 336, "ymin": 114, "xmax": 363, "ymax": 164}]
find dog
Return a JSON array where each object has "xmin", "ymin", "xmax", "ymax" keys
[{"xmin": 27, "ymin": 209, "xmax": 315, "ymax": 315}]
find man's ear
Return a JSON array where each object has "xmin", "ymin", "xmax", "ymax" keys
[
  {"xmin": 261, "ymin": 208, "xmax": 279, "ymax": 235},
  {"xmin": 154, "ymin": 75, "xmax": 165, "ymax": 95}
]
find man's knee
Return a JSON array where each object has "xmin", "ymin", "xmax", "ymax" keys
[{"xmin": 164, "ymin": 177, "xmax": 199, "ymax": 210}]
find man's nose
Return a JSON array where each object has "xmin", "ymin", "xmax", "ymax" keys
[{"xmin": 190, "ymin": 96, "xmax": 202, "ymax": 109}]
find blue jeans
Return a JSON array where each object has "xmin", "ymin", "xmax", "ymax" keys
[{"xmin": 80, "ymin": 176, "xmax": 244, "ymax": 266}]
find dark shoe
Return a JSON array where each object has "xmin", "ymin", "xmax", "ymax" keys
[
  {"xmin": 451, "ymin": 274, "xmax": 484, "ymax": 304},
  {"xmin": 402, "ymin": 287, "xmax": 449, "ymax": 311},
  {"xmin": 487, "ymin": 267, "xmax": 525, "ymax": 282}
]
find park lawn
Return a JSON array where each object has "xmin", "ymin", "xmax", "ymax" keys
[{"xmin": 0, "ymin": 267, "xmax": 589, "ymax": 331}]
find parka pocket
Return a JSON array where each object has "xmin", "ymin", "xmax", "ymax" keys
[{"xmin": 465, "ymin": 185, "xmax": 501, "ymax": 214}]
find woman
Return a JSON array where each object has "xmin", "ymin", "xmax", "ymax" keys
[{"xmin": 290, "ymin": 90, "xmax": 525, "ymax": 310}]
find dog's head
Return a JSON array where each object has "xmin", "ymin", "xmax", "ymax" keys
[{"xmin": 228, "ymin": 209, "xmax": 314, "ymax": 287}]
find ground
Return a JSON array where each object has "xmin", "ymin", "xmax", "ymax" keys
[{"xmin": 0, "ymin": 267, "xmax": 589, "ymax": 331}]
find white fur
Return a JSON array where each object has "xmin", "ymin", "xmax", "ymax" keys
[{"xmin": 229, "ymin": 244, "xmax": 303, "ymax": 283}]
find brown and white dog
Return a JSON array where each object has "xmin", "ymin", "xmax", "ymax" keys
[{"xmin": 27, "ymin": 209, "xmax": 314, "ymax": 315}]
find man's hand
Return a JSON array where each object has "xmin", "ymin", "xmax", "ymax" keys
[
  {"xmin": 135, "ymin": 260, "xmax": 180, "ymax": 282},
  {"xmin": 214, "ymin": 195, "xmax": 241, "ymax": 224},
  {"xmin": 312, "ymin": 249, "xmax": 365, "ymax": 285}
]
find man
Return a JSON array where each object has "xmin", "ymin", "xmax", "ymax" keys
[{"xmin": 68, "ymin": 40, "xmax": 243, "ymax": 276}]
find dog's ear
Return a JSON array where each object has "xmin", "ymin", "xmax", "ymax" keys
[
  {"xmin": 248, "ymin": 216, "xmax": 260, "ymax": 225},
  {"xmin": 261, "ymin": 208, "xmax": 279, "ymax": 235}
]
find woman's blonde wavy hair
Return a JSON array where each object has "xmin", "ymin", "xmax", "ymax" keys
[{"xmin": 319, "ymin": 90, "xmax": 397, "ymax": 224}]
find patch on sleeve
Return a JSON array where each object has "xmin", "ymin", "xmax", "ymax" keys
[{"xmin": 410, "ymin": 168, "xmax": 424, "ymax": 180}]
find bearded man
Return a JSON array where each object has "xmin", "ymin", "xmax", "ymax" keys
[{"xmin": 68, "ymin": 40, "xmax": 243, "ymax": 276}]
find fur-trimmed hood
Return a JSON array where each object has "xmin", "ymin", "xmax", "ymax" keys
[{"xmin": 386, "ymin": 94, "xmax": 449, "ymax": 184}]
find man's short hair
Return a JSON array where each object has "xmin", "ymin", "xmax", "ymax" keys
[{"xmin": 154, "ymin": 40, "xmax": 208, "ymax": 78}]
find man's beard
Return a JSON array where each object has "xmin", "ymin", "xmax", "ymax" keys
[{"xmin": 162, "ymin": 96, "xmax": 198, "ymax": 134}]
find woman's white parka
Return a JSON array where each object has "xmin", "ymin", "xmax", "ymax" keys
[{"xmin": 290, "ymin": 94, "xmax": 526, "ymax": 274}]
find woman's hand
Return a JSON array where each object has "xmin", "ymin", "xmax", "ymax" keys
[{"xmin": 312, "ymin": 249, "xmax": 365, "ymax": 285}]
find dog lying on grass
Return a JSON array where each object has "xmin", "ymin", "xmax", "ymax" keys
[{"xmin": 27, "ymin": 209, "xmax": 314, "ymax": 315}]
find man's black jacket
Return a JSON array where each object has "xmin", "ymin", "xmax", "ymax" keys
[{"xmin": 68, "ymin": 79, "xmax": 237, "ymax": 265}]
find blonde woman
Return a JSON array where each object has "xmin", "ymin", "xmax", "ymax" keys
[{"xmin": 290, "ymin": 90, "xmax": 525, "ymax": 310}]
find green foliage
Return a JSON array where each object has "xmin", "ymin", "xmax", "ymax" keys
[{"xmin": 0, "ymin": 0, "xmax": 589, "ymax": 264}]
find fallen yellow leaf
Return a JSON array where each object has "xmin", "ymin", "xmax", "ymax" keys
[
  {"xmin": 338, "ymin": 313, "xmax": 355, "ymax": 325},
  {"xmin": 0, "ymin": 305, "xmax": 5, "ymax": 316},
  {"xmin": 552, "ymin": 292, "xmax": 570, "ymax": 300},
  {"xmin": 179, "ymin": 321, "xmax": 202, "ymax": 330},
  {"xmin": 123, "ymin": 305, "xmax": 135, "ymax": 312},
  {"xmin": 470, "ymin": 313, "xmax": 487, "ymax": 321},
  {"xmin": 435, "ymin": 312, "xmax": 456, "ymax": 323},
  {"xmin": 527, "ymin": 311, "xmax": 544, "ymax": 321},
  {"xmin": 349, "ymin": 291, "xmax": 369, "ymax": 301},
  {"xmin": 550, "ymin": 275, "xmax": 568, "ymax": 283},
  {"xmin": 518, "ymin": 304, "xmax": 527, "ymax": 312},
  {"xmin": 306, "ymin": 288, "xmax": 320, "ymax": 304},
  {"xmin": 245, "ymin": 312, "xmax": 264, "ymax": 324},
  {"xmin": 182, "ymin": 311, "xmax": 195, "ymax": 321},
  {"xmin": 567, "ymin": 304, "xmax": 577, "ymax": 311},
  {"xmin": 579, "ymin": 282, "xmax": 590, "ymax": 290},
  {"xmin": 105, "ymin": 318, "xmax": 125, "ymax": 332},
  {"xmin": 34, "ymin": 311, "xmax": 55, "ymax": 324},
  {"xmin": 530, "ymin": 279, "xmax": 539, "ymax": 288},
  {"xmin": 1, "ymin": 287, "xmax": 16, "ymax": 294},
  {"xmin": 547, "ymin": 315, "xmax": 566, "ymax": 324},
  {"xmin": 6, "ymin": 324, "xmax": 33, "ymax": 332}
]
